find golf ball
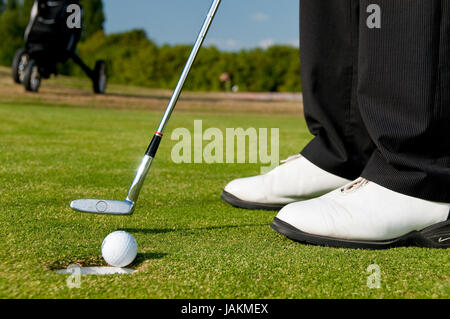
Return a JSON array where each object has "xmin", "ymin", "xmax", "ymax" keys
[{"xmin": 101, "ymin": 231, "xmax": 138, "ymax": 267}]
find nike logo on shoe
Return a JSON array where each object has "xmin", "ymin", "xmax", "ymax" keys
[{"xmin": 438, "ymin": 237, "xmax": 450, "ymax": 243}]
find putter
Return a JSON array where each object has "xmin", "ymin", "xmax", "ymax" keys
[{"xmin": 70, "ymin": 0, "xmax": 222, "ymax": 215}]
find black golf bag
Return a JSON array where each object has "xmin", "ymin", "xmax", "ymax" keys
[{"xmin": 12, "ymin": 0, "xmax": 107, "ymax": 93}]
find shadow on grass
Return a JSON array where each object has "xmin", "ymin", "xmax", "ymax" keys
[
  {"xmin": 124, "ymin": 223, "xmax": 270, "ymax": 235},
  {"xmin": 132, "ymin": 252, "xmax": 168, "ymax": 267}
]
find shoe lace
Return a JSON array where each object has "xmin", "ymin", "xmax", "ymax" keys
[
  {"xmin": 280, "ymin": 154, "xmax": 302, "ymax": 164},
  {"xmin": 341, "ymin": 178, "xmax": 369, "ymax": 194}
]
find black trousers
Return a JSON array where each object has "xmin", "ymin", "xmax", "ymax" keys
[{"xmin": 300, "ymin": 0, "xmax": 450, "ymax": 202}]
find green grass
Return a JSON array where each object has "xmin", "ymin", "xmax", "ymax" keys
[{"xmin": 0, "ymin": 102, "xmax": 448, "ymax": 299}]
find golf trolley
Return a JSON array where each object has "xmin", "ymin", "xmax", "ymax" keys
[{"xmin": 12, "ymin": 0, "xmax": 107, "ymax": 93}]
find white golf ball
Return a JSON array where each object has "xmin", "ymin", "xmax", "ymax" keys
[{"xmin": 101, "ymin": 231, "xmax": 138, "ymax": 267}]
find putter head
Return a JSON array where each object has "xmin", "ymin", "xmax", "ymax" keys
[{"xmin": 70, "ymin": 199, "xmax": 135, "ymax": 215}]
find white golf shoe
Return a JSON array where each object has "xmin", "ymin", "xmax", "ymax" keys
[
  {"xmin": 272, "ymin": 178, "xmax": 450, "ymax": 249},
  {"xmin": 221, "ymin": 155, "xmax": 351, "ymax": 210}
]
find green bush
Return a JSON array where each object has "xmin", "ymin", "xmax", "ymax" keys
[
  {"xmin": 74, "ymin": 30, "xmax": 302, "ymax": 92},
  {"xmin": 0, "ymin": 0, "xmax": 32, "ymax": 66}
]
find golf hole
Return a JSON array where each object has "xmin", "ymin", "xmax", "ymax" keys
[{"xmin": 56, "ymin": 266, "xmax": 137, "ymax": 275}]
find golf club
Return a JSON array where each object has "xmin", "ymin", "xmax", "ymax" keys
[{"xmin": 70, "ymin": 0, "xmax": 222, "ymax": 215}]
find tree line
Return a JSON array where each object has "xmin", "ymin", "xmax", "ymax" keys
[{"xmin": 0, "ymin": 0, "xmax": 301, "ymax": 92}]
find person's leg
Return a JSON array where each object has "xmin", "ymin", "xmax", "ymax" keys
[
  {"xmin": 358, "ymin": 0, "xmax": 450, "ymax": 203},
  {"xmin": 301, "ymin": 0, "xmax": 375, "ymax": 180},
  {"xmin": 272, "ymin": 0, "xmax": 450, "ymax": 248},
  {"xmin": 221, "ymin": 0, "xmax": 362, "ymax": 210}
]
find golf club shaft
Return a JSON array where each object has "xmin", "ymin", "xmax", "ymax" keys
[
  {"xmin": 126, "ymin": 0, "xmax": 222, "ymax": 203},
  {"xmin": 156, "ymin": 0, "xmax": 222, "ymax": 135}
]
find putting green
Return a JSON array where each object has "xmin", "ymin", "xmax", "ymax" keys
[{"xmin": 0, "ymin": 102, "xmax": 448, "ymax": 299}]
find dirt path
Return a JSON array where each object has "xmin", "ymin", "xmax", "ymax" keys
[{"xmin": 0, "ymin": 66, "xmax": 303, "ymax": 115}]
